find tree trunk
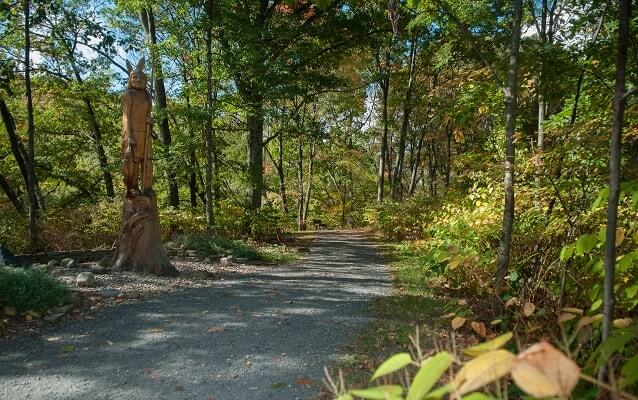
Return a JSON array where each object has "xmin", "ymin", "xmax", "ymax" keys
[
  {"xmin": 24, "ymin": 0, "xmax": 37, "ymax": 247},
  {"xmin": 602, "ymin": 0, "xmax": 630, "ymax": 345},
  {"xmin": 83, "ymin": 98, "xmax": 115, "ymax": 197},
  {"xmin": 247, "ymin": 103, "xmax": 264, "ymax": 210},
  {"xmin": 0, "ymin": 173, "xmax": 25, "ymax": 214},
  {"xmin": 140, "ymin": 7, "xmax": 179, "ymax": 208},
  {"xmin": 303, "ymin": 139, "xmax": 315, "ymax": 222},
  {"xmin": 495, "ymin": 0, "xmax": 523, "ymax": 291},
  {"xmin": 204, "ymin": 0, "xmax": 215, "ymax": 230},
  {"xmin": 391, "ymin": 37, "xmax": 417, "ymax": 200},
  {"xmin": 113, "ymin": 192, "xmax": 178, "ymax": 276},
  {"xmin": 278, "ymin": 131, "xmax": 288, "ymax": 213},
  {"xmin": 296, "ymin": 135, "xmax": 305, "ymax": 230},
  {"xmin": 376, "ymin": 49, "xmax": 390, "ymax": 203}
]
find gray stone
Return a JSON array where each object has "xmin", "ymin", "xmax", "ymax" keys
[
  {"xmin": 75, "ymin": 272, "xmax": 96, "ymax": 287},
  {"xmin": 67, "ymin": 259, "xmax": 78, "ymax": 269},
  {"xmin": 47, "ymin": 260, "xmax": 59, "ymax": 269},
  {"xmin": 235, "ymin": 257, "xmax": 249, "ymax": 264},
  {"xmin": 98, "ymin": 288, "xmax": 120, "ymax": 298},
  {"xmin": 51, "ymin": 267, "xmax": 66, "ymax": 277},
  {"xmin": 43, "ymin": 313, "xmax": 65, "ymax": 323},
  {"xmin": 165, "ymin": 241, "xmax": 178, "ymax": 249},
  {"xmin": 60, "ymin": 258, "xmax": 73, "ymax": 267},
  {"xmin": 31, "ymin": 264, "xmax": 47, "ymax": 273},
  {"xmin": 53, "ymin": 304, "xmax": 76, "ymax": 314},
  {"xmin": 98, "ymin": 255, "xmax": 112, "ymax": 269},
  {"xmin": 220, "ymin": 256, "xmax": 233, "ymax": 267},
  {"xmin": 90, "ymin": 265, "xmax": 107, "ymax": 275}
]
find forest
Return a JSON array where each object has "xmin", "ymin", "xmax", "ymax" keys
[{"xmin": 0, "ymin": 0, "xmax": 637, "ymax": 399}]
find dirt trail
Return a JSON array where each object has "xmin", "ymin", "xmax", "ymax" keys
[{"xmin": 0, "ymin": 231, "xmax": 389, "ymax": 400}]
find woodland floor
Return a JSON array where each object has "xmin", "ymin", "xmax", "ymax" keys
[{"xmin": 0, "ymin": 231, "xmax": 390, "ymax": 400}]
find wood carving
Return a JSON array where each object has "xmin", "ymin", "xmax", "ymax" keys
[{"xmin": 112, "ymin": 58, "xmax": 178, "ymax": 276}]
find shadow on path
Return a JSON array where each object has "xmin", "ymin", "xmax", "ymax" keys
[{"xmin": 0, "ymin": 231, "xmax": 389, "ymax": 400}]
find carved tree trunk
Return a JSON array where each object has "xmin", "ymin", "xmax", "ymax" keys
[{"xmin": 113, "ymin": 192, "xmax": 178, "ymax": 276}]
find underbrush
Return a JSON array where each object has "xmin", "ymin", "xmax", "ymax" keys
[{"xmin": 0, "ymin": 267, "xmax": 68, "ymax": 313}]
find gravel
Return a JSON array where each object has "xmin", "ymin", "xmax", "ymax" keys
[{"xmin": 0, "ymin": 232, "xmax": 389, "ymax": 400}]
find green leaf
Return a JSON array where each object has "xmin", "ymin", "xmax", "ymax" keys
[
  {"xmin": 618, "ymin": 253, "xmax": 635, "ymax": 272},
  {"xmin": 406, "ymin": 352, "xmax": 452, "ymax": 400},
  {"xmin": 509, "ymin": 270, "xmax": 519, "ymax": 282},
  {"xmin": 625, "ymin": 285, "xmax": 638, "ymax": 299},
  {"xmin": 593, "ymin": 188, "xmax": 609, "ymax": 209},
  {"xmin": 591, "ymin": 331, "xmax": 634, "ymax": 371},
  {"xmin": 349, "ymin": 385, "xmax": 403, "ymax": 400},
  {"xmin": 560, "ymin": 244, "xmax": 575, "ymax": 262},
  {"xmin": 598, "ymin": 227, "xmax": 607, "ymax": 243},
  {"xmin": 590, "ymin": 299, "xmax": 603, "ymax": 312},
  {"xmin": 370, "ymin": 353, "xmax": 412, "ymax": 381},
  {"xmin": 336, "ymin": 395, "xmax": 354, "ymax": 400},
  {"xmin": 576, "ymin": 234, "xmax": 598, "ymax": 256},
  {"xmin": 463, "ymin": 332, "xmax": 513, "ymax": 357},
  {"xmin": 620, "ymin": 354, "xmax": 638, "ymax": 388},
  {"xmin": 462, "ymin": 394, "xmax": 496, "ymax": 400},
  {"xmin": 424, "ymin": 384, "xmax": 452, "ymax": 399}
]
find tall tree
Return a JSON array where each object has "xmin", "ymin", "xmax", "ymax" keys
[
  {"xmin": 23, "ymin": 0, "xmax": 37, "ymax": 246},
  {"xmin": 140, "ymin": 5, "xmax": 180, "ymax": 208}
]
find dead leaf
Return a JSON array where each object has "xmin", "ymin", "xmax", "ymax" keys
[
  {"xmin": 561, "ymin": 307, "xmax": 583, "ymax": 315},
  {"xmin": 451, "ymin": 316, "xmax": 466, "ymax": 330},
  {"xmin": 490, "ymin": 319, "xmax": 502, "ymax": 326},
  {"xmin": 175, "ymin": 384, "xmax": 184, "ymax": 391},
  {"xmin": 453, "ymin": 349, "xmax": 515, "ymax": 395},
  {"xmin": 511, "ymin": 341, "xmax": 580, "ymax": 398},
  {"xmin": 207, "ymin": 327, "xmax": 225, "ymax": 333},
  {"xmin": 616, "ymin": 228, "xmax": 625, "ymax": 246},
  {"xmin": 558, "ymin": 313, "xmax": 577, "ymax": 323},
  {"xmin": 505, "ymin": 297, "xmax": 519, "ymax": 308},
  {"xmin": 523, "ymin": 302, "xmax": 536, "ymax": 317},
  {"xmin": 148, "ymin": 327, "xmax": 163, "ymax": 333},
  {"xmin": 105, "ymin": 340, "xmax": 113, "ymax": 346},
  {"xmin": 441, "ymin": 312, "xmax": 456, "ymax": 320},
  {"xmin": 458, "ymin": 299, "xmax": 468, "ymax": 306},
  {"xmin": 576, "ymin": 316, "xmax": 594, "ymax": 331},
  {"xmin": 295, "ymin": 378, "xmax": 313, "ymax": 386},
  {"xmin": 471, "ymin": 321, "xmax": 487, "ymax": 338},
  {"xmin": 613, "ymin": 318, "xmax": 633, "ymax": 328}
]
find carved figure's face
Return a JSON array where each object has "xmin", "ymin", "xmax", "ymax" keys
[{"xmin": 128, "ymin": 71, "xmax": 147, "ymax": 90}]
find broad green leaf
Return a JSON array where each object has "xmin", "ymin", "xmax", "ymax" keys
[
  {"xmin": 350, "ymin": 385, "xmax": 403, "ymax": 400},
  {"xmin": 590, "ymin": 299, "xmax": 603, "ymax": 312},
  {"xmin": 463, "ymin": 332, "xmax": 513, "ymax": 357},
  {"xmin": 406, "ymin": 352, "xmax": 452, "ymax": 400},
  {"xmin": 336, "ymin": 395, "xmax": 354, "ymax": 400},
  {"xmin": 625, "ymin": 285, "xmax": 638, "ymax": 299},
  {"xmin": 560, "ymin": 244, "xmax": 574, "ymax": 262},
  {"xmin": 576, "ymin": 234, "xmax": 597, "ymax": 256},
  {"xmin": 592, "ymin": 188, "xmax": 609, "ymax": 209},
  {"xmin": 424, "ymin": 384, "xmax": 452, "ymax": 399},
  {"xmin": 591, "ymin": 331, "xmax": 634, "ymax": 371},
  {"xmin": 370, "ymin": 353, "xmax": 412, "ymax": 381},
  {"xmin": 620, "ymin": 354, "xmax": 638, "ymax": 388},
  {"xmin": 618, "ymin": 253, "xmax": 634, "ymax": 272},
  {"xmin": 462, "ymin": 394, "xmax": 496, "ymax": 400}
]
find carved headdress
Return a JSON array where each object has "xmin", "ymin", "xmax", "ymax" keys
[{"xmin": 126, "ymin": 58, "xmax": 146, "ymax": 89}]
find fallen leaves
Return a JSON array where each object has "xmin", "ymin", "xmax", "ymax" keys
[
  {"xmin": 454, "ymin": 349, "xmax": 515, "ymax": 395},
  {"xmin": 522, "ymin": 302, "xmax": 535, "ymax": 317},
  {"xmin": 451, "ymin": 316, "xmax": 466, "ymax": 330},
  {"xmin": 470, "ymin": 321, "xmax": 486, "ymax": 338},
  {"xmin": 206, "ymin": 327, "xmax": 225, "ymax": 333}
]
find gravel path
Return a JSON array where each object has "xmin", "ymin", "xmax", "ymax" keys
[{"xmin": 0, "ymin": 231, "xmax": 389, "ymax": 400}]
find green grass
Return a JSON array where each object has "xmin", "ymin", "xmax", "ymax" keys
[{"xmin": 177, "ymin": 233, "xmax": 300, "ymax": 264}]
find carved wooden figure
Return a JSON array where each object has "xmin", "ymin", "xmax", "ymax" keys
[{"xmin": 112, "ymin": 58, "xmax": 178, "ymax": 276}]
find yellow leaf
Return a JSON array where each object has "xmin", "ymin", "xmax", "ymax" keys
[
  {"xmin": 576, "ymin": 316, "xmax": 594, "ymax": 331},
  {"xmin": 511, "ymin": 341, "xmax": 580, "ymax": 398},
  {"xmin": 613, "ymin": 318, "xmax": 633, "ymax": 328},
  {"xmin": 616, "ymin": 228, "xmax": 625, "ymax": 246},
  {"xmin": 523, "ymin": 302, "xmax": 535, "ymax": 317},
  {"xmin": 464, "ymin": 332, "xmax": 513, "ymax": 357},
  {"xmin": 505, "ymin": 297, "xmax": 519, "ymax": 308},
  {"xmin": 441, "ymin": 312, "xmax": 456, "ymax": 320},
  {"xmin": 452, "ymin": 316, "xmax": 466, "ymax": 330},
  {"xmin": 454, "ymin": 349, "xmax": 515, "ymax": 395},
  {"xmin": 490, "ymin": 319, "xmax": 502, "ymax": 326}
]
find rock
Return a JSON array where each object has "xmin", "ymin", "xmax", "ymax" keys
[
  {"xmin": 53, "ymin": 304, "xmax": 76, "ymax": 314},
  {"xmin": 202, "ymin": 257, "xmax": 211, "ymax": 264},
  {"xmin": 51, "ymin": 267, "xmax": 66, "ymax": 277},
  {"xmin": 235, "ymin": 257, "xmax": 249, "ymax": 264},
  {"xmin": 32, "ymin": 264, "xmax": 48, "ymax": 273},
  {"xmin": 60, "ymin": 258, "xmax": 73, "ymax": 267},
  {"xmin": 47, "ymin": 260, "xmax": 59, "ymax": 269},
  {"xmin": 90, "ymin": 265, "xmax": 107, "ymax": 275},
  {"xmin": 0, "ymin": 244, "xmax": 19, "ymax": 266},
  {"xmin": 67, "ymin": 259, "xmax": 78, "ymax": 269},
  {"xmin": 98, "ymin": 288, "xmax": 120, "ymax": 298},
  {"xmin": 43, "ymin": 313, "xmax": 65, "ymax": 323},
  {"xmin": 220, "ymin": 256, "xmax": 233, "ymax": 267},
  {"xmin": 64, "ymin": 289, "xmax": 83, "ymax": 306},
  {"xmin": 75, "ymin": 272, "xmax": 96, "ymax": 287},
  {"xmin": 187, "ymin": 250, "xmax": 206, "ymax": 258},
  {"xmin": 98, "ymin": 255, "xmax": 112, "ymax": 269},
  {"xmin": 165, "ymin": 241, "xmax": 178, "ymax": 249}
]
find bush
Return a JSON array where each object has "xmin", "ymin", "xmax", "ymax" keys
[{"xmin": 0, "ymin": 267, "xmax": 68, "ymax": 313}]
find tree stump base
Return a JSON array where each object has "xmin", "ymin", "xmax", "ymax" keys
[{"xmin": 112, "ymin": 192, "xmax": 178, "ymax": 276}]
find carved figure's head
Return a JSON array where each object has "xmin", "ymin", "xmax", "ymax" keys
[{"xmin": 126, "ymin": 58, "xmax": 147, "ymax": 90}]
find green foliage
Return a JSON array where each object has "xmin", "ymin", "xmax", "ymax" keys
[{"xmin": 0, "ymin": 267, "xmax": 68, "ymax": 313}]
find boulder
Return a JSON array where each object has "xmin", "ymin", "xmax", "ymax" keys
[
  {"xmin": 67, "ymin": 259, "xmax": 78, "ymax": 269},
  {"xmin": 90, "ymin": 265, "xmax": 107, "ymax": 275},
  {"xmin": 60, "ymin": 258, "xmax": 73, "ymax": 268},
  {"xmin": 47, "ymin": 260, "xmax": 59, "ymax": 269},
  {"xmin": 75, "ymin": 272, "xmax": 96, "ymax": 287},
  {"xmin": 0, "ymin": 244, "xmax": 19, "ymax": 267},
  {"xmin": 220, "ymin": 256, "xmax": 233, "ymax": 267},
  {"xmin": 98, "ymin": 255, "xmax": 112, "ymax": 269}
]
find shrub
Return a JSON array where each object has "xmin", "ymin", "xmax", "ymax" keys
[{"xmin": 0, "ymin": 267, "xmax": 68, "ymax": 313}]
